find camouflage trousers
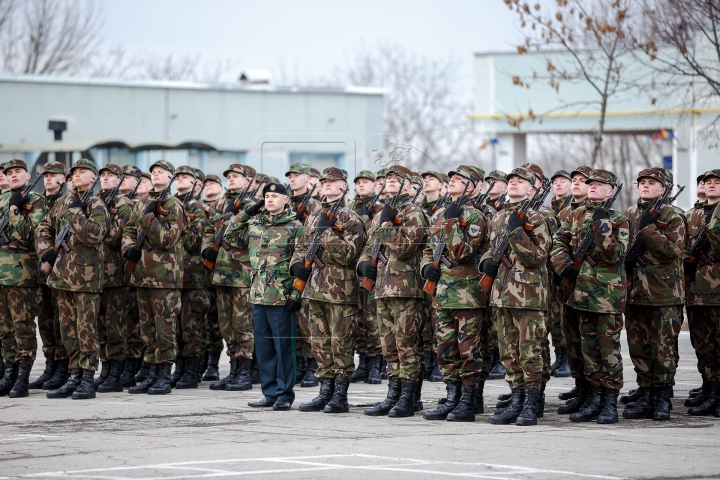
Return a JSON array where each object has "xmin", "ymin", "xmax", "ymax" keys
[
  {"xmin": 687, "ymin": 306, "xmax": 720, "ymax": 382},
  {"xmin": 561, "ymin": 304, "xmax": 584, "ymax": 379},
  {"xmin": 422, "ymin": 293, "xmax": 436, "ymax": 354},
  {"xmin": 203, "ymin": 287, "xmax": 224, "ymax": 353},
  {"xmin": 477, "ymin": 308, "xmax": 494, "ymax": 381},
  {"xmin": 578, "ymin": 311, "xmax": 623, "ymax": 390},
  {"xmin": 496, "ymin": 308, "xmax": 546, "ymax": 390},
  {"xmin": 56, "ymin": 290, "xmax": 100, "ymax": 371},
  {"xmin": 549, "ymin": 285, "xmax": 564, "ymax": 348},
  {"xmin": 308, "ymin": 300, "xmax": 357, "ymax": 379},
  {"xmin": 0, "ymin": 286, "xmax": 39, "ymax": 365},
  {"xmin": 626, "ymin": 305, "xmax": 679, "ymax": 388},
  {"xmin": 377, "ymin": 297, "xmax": 424, "ymax": 383},
  {"xmin": 125, "ymin": 287, "xmax": 144, "ymax": 360},
  {"xmin": 177, "ymin": 288, "xmax": 210, "ymax": 358},
  {"xmin": 217, "ymin": 286, "xmax": 254, "ymax": 360},
  {"xmin": 38, "ymin": 284, "xmax": 67, "ymax": 361},
  {"xmin": 295, "ymin": 299, "xmax": 313, "ymax": 359},
  {"xmin": 353, "ymin": 289, "xmax": 382, "ymax": 358},
  {"xmin": 487, "ymin": 306, "xmax": 499, "ymax": 350},
  {"xmin": 98, "ymin": 286, "xmax": 130, "ymax": 362},
  {"xmin": 541, "ymin": 316, "xmax": 552, "ymax": 385},
  {"xmin": 137, "ymin": 288, "xmax": 180, "ymax": 365},
  {"xmin": 435, "ymin": 307, "xmax": 483, "ymax": 386}
]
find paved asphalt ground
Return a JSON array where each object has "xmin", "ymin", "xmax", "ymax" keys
[{"xmin": 0, "ymin": 331, "xmax": 717, "ymax": 479}]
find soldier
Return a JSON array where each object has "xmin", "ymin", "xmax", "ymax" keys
[
  {"xmin": 309, "ymin": 168, "xmax": 321, "ymax": 199},
  {"xmin": 122, "ymin": 160, "xmax": 186, "ymax": 395},
  {"xmin": 226, "ymin": 182, "xmax": 303, "ymax": 409},
  {"xmin": 550, "ymin": 170, "xmax": 573, "ymax": 214},
  {"xmin": 419, "ymin": 165, "xmax": 487, "ymax": 422},
  {"xmin": 0, "ymin": 168, "xmax": 10, "ymax": 193},
  {"xmin": 551, "ymin": 169, "xmax": 628, "ymax": 424},
  {"xmin": 621, "ymin": 167, "xmax": 686, "ymax": 421},
  {"xmin": 286, "ymin": 163, "xmax": 322, "ymax": 386},
  {"xmin": 421, "ymin": 171, "xmax": 445, "ymax": 217},
  {"xmin": 37, "ymin": 158, "xmax": 108, "ymax": 399},
  {"xmin": 0, "ymin": 160, "xmax": 47, "ymax": 398},
  {"xmin": 485, "ymin": 170, "xmax": 509, "ymax": 210},
  {"xmin": 202, "ymin": 174, "xmax": 224, "ymax": 212},
  {"xmin": 201, "ymin": 164, "xmax": 254, "ymax": 392},
  {"xmin": 292, "ymin": 167, "xmax": 366, "ymax": 414}
]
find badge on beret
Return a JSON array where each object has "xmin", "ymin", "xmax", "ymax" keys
[{"xmin": 270, "ymin": 184, "xmax": 276, "ymax": 191}]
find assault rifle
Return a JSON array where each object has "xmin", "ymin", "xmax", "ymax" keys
[
  {"xmin": 559, "ymin": 194, "xmax": 573, "ymax": 212},
  {"xmin": 472, "ymin": 180, "xmax": 495, "ymax": 210},
  {"xmin": 125, "ymin": 176, "xmax": 175, "ymax": 271},
  {"xmin": 493, "ymin": 191, "xmax": 508, "ymax": 209},
  {"xmin": 531, "ymin": 177, "xmax": 553, "ymax": 211},
  {"xmin": 684, "ymin": 206, "xmax": 714, "ymax": 287},
  {"xmin": 46, "ymin": 182, "xmax": 65, "ymax": 209},
  {"xmin": 432, "ymin": 193, "xmax": 450, "ymax": 214},
  {"xmin": 422, "ymin": 231, "xmax": 453, "ymax": 296},
  {"xmin": 126, "ymin": 179, "xmax": 141, "ymax": 200},
  {"xmin": 365, "ymin": 183, "xmax": 386, "ymax": 219},
  {"xmin": 104, "ymin": 174, "xmax": 125, "ymax": 215},
  {"xmin": 411, "ymin": 185, "xmax": 424, "ymax": 204},
  {"xmin": 448, "ymin": 180, "xmax": 471, "ymax": 227},
  {"xmin": 295, "ymin": 183, "xmax": 317, "ymax": 221},
  {"xmin": 194, "ymin": 182, "xmax": 206, "ymax": 201},
  {"xmin": 202, "ymin": 184, "xmax": 254, "ymax": 271},
  {"xmin": 0, "ymin": 175, "xmax": 42, "ymax": 244}
]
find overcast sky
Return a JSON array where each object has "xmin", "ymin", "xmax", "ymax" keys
[{"xmin": 102, "ymin": 0, "xmax": 519, "ymax": 98}]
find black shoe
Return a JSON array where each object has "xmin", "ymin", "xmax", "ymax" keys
[
  {"xmin": 148, "ymin": 363, "xmax": 172, "ymax": 395},
  {"xmin": 497, "ymin": 391, "xmax": 513, "ymax": 402},
  {"xmin": 496, "ymin": 391, "xmax": 514, "ymax": 409},
  {"xmin": 250, "ymin": 354, "xmax": 260, "ymax": 385},
  {"xmin": 388, "ymin": 381, "xmax": 416, "ymax": 418},
  {"xmin": 558, "ymin": 378, "xmax": 590, "ymax": 414},
  {"xmin": 227, "ymin": 359, "xmax": 252, "ymax": 391},
  {"xmin": 570, "ymin": 386, "xmax": 605, "ymax": 422},
  {"xmin": 210, "ymin": 359, "xmax": 238, "ymax": 390},
  {"xmin": 366, "ymin": 355, "xmax": 382, "ymax": 385},
  {"xmin": 516, "ymin": 387, "xmax": 541, "ymax": 426},
  {"xmin": 171, "ymin": 355, "xmax": 186, "ymax": 388},
  {"xmin": 324, "ymin": 377, "xmax": 350, "ymax": 413},
  {"xmin": 653, "ymin": 386, "xmax": 672, "ymax": 421},
  {"xmin": 43, "ymin": 358, "xmax": 69, "ymax": 390},
  {"xmin": 198, "ymin": 352, "xmax": 209, "ymax": 382},
  {"xmin": 473, "ymin": 380, "xmax": 485, "ymax": 414},
  {"xmin": 94, "ymin": 361, "xmax": 110, "ymax": 387},
  {"xmin": 364, "ymin": 380, "xmax": 401, "ymax": 416},
  {"xmin": 424, "ymin": 384, "xmax": 461, "ymax": 420},
  {"xmin": 414, "ymin": 376, "xmax": 424, "ymax": 412},
  {"xmin": 380, "ymin": 358, "xmax": 388, "ymax": 380},
  {"xmin": 135, "ymin": 360, "xmax": 150, "ymax": 383},
  {"xmin": 489, "ymin": 388, "xmax": 525, "ymax": 424},
  {"xmin": 72, "ymin": 369, "xmax": 97, "ymax": 399},
  {"xmin": 176, "ymin": 357, "xmax": 199, "ymax": 389},
  {"xmin": 623, "ymin": 387, "xmax": 655, "ymax": 419},
  {"xmin": 120, "ymin": 358, "xmax": 138, "ymax": 388},
  {"xmin": 551, "ymin": 347, "xmax": 571, "ymax": 377},
  {"xmin": 249, "ymin": 397, "xmax": 276, "ymax": 407},
  {"xmin": 559, "ymin": 380, "xmax": 579, "ymax": 400},
  {"xmin": 295, "ymin": 356, "xmax": 307, "ymax": 385},
  {"xmin": 299, "ymin": 378, "xmax": 335, "ymax": 412},
  {"xmin": 273, "ymin": 399, "xmax": 292, "ymax": 411},
  {"xmin": 598, "ymin": 387, "xmax": 619, "ymax": 424},
  {"xmin": 351, "ymin": 353, "xmax": 369, "ymax": 383},
  {"xmin": 429, "ymin": 361, "xmax": 443, "ymax": 383},
  {"xmin": 487, "ymin": 349, "xmax": 505, "ymax": 380},
  {"xmin": 689, "ymin": 384, "xmax": 704, "ymax": 397},
  {"xmin": 447, "ymin": 385, "xmax": 476, "ymax": 422},
  {"xmin": 28, "ymin": 359, "xmax": 56, "ymax": 389},
  {"xmin": 621, "ymin": 386, "xmax": 645, "ymax": 405},
  {"xmin": 0, "ymin": 363, "xmax": 18, "ymax": 396},
  {"xmin": 47, "ymin": 368, "xmax": 82, "ymax": 398},
  {"xmin": 202, "ymin": 351, "xmax": 221, "ymax": 381},
  {"xmin": 688, "ymin": 381, "xmax": 720, "ymax": 416},
  {"xmin": 685, "ymin": 380, "xmax": 709, "ymax": 407},
  {"xmin": 9, "ymin": 363, "xmax": 32, "ymax": 398},
  {"xmin": 97, "ymin": 360, "xmax": 124, "ymax": 393},
  {"xmin": 128, "ymin": 364, "xmax": 158, "ymax": 394},
  {"xmin": 301, "ymin": 358, "xmax": 319, "ymax": 387}
]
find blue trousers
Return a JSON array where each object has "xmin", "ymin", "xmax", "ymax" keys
[{"xmin": 253, "ymin": 305, "xmax": 296, "ymax": 403}]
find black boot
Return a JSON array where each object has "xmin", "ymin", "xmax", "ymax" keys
[
  {"xmin": 295, "ymin": 356, "xmax": 307, "ymax": 384},
  {"xmin": 0, "ymin": 363, "xmax": 18, "ymax": 396},
  {"xmin": 198, "ymin": 352, "xmax": 209, "ymax": 382},
  {"xmin": 324, "ymin": 377, "xmax": 350, "ymax": 413},
  {"xmin": 559, "ymin": 379, "xmax": 580, "ymax": 400},
  {"xmin": 226, "ymin": 359, "xmax": 252, "ymax": 391},
  {"xmin": 558, "ymin": 378, "xmax": 590, "ymax": 414},
  {"xmin": 250, "ymin": 354, "xmax": 260, "ymax": 384},
  {"xmin": 9, "ymin": 363, "xmax": 32, "ymax": 398},
  {"xmin": 690, "ymin": 384, "xmax": 704, "ymax": 396},
  {"xmin": 176, "ymin": 357, "xmax": 199, "ymax": 389},
  {"xmin": 135, "ymin": 360, "xmax": 150, "ymax": 382},
  {"xmin": 301, "ymin": 358, "xmax": 319, "ymax": 387},
  {"xmin": 424, "ymin": 353, "xmax": 436, "ymax": 381},
  {"xmin": 43, "ymin": 358, "xmax": 69, "ymax": 390},
  {"xmin": 621, "ymin": 386, "xmax": 646, "ymax": 405},
  {"xmin": 497, "ymin": 391, "xmax": 513, "ymax": 402},
  {"xmin": 72, "ymin": 369, "xmax": 97, "ymax": 399},
  {"xmin": 209, "ymin": 359, "xmax": 237, "ymax": 390},
  {"xmin": 685, "ymin": 380, "xmax": 709, "ymax": 407},
  {"xmin": 487, "ymin": 349, "xmax": 505, "ymax": 380},
  {"xmin": 570, "ymin": 386, "xmax": 605, "ymax": 422},
  {"xmin": 148, "ymin": 363, "xmax": 173, "ymax": 395},
  {"xmin": 94, "ymin": 361, "xmax": 110, "ymax": 387},
  {"xmin": 537, "ymin": 384, "xmax": 546, "ymax": 418},
  {"xmin": 28, "ymin": 359, "xmax": 56, "ymax": 389},
  {"xmin": 447, "ymin": 385, "xmax": 476, "ymax": 422},
  {"xmin": 550, "ymin": 347, "xmax": 563, "ymax": 374},
  {"xmin": 473, "ymin": 380, "xmax": 485, "ymax": 414},
  {"xmin": 653, "ymin": 385, "xmax": 672, "ymax": 421},
  {"xmin": 380, "ymin": 358, "xmax": 388, "ymax": 380},
  {"xmin": 388, "ymin": 381, "xmax": 416, "ymax": 418},
  {"xmin": 688, "ymin": 381, "xmax": 720, "ymax": 416},
  {"xmin": 516, "ymin": 387, "xmax": 541, "ymax": 426},
  {"xmin": 298, "ymin": 378, "xmax": 335, "ymax": 412},
  {"xmin": 171, "ymin": 355, "xmax": 186, "ymax": 388},
  {"xmin": 496, "ymin": 391, "xmax": 514, "ymax": 409},
  {"xmin": 597, "ymin": 387, "xmax": 619, "ymax": 424},
  {"xmin": 202, "ymin": 351, "xmax": 221, "ymax": 381},
  {"xmin": 413, "ymin": 376, "xmax": 424, "ymax": 412},
  {"xmin": 47, "ymin": 368, "xmax": 81, "ymax": 398},
  {"xmin": 623, "ymin": 387, "xmax": 655, "ymax": 419},
  {"xmin": 489, "ymin": 388, "xmax": 525, "ymax": 424},
  {"xmin": 429, "ymin": 358, "xmax": 443, "ymax": 382},
  {"xmin": 120, "ymin": 358, "xmax": 138, "ymax": 388},
  {"xmin": 97, "ymin": 360, "xmax": 124, "ymax": 393},
  {"xmin": 351, "ymin": 353, "xmax": 369, "ymax": 383},
  {"xmin": 424, "ymin": 384, "xmax": 461, "ymax": 420},
  {"xmin": 551, "ymin": 347, "xmax": 571, "ymax": 377},
  {"xmin": 364, "ymin": 380, "xmax": 401, "ymax": 416},
  {"xmin": 128, "ymin": 364, "xmax": 158, "ymax": 394},
  {"xmin": 366, "ymin": 355, "xmax": 382, "ymax": 385}
]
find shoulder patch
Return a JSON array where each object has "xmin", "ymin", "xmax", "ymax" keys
[{"xmin": 467, "ymin": 224, "xmax": 481, "ymax": 237}]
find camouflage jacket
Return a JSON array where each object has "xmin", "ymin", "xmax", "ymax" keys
[
  {"xmin": 122, "ymin": 190, "xmax": 186, "ymax": 289},
  {"xmin": 623, "ymin": 199, "xmax": 686, "ymax": 306},
  {"xmin": 176, "ymin": 192, "xmax": 208, "ymax": 289},
  {"xmin": 202, "ymin": 198, "xmax": 220, "ymax": 217},
  {"xmin": 479, "ymin": 201, "xmax": 550, "ymax": 311},
  {"xmin": 422, "ymin": 197, "xmax": 439, "ymax": 218},
  {"xmin": 226, "ymin": 206, "xmax": 303, "ymax": 306},
  {"xmin": 420, "ymin": 200, "xmax": 487, "ymax": 309},
  {"xmin": 0, "ymin": 190, "xmax": 46, "ymax": 287},
  {"xmin": 99, "ymin": 190, "xmax": 135, "ymax": 288},
  {"xmin": 685, "ymin": 202, "xmax": 720, "ymax": 306},
  {"xmin": 290, "ymin": 192, "xmax": 321, "ymax": 224},
  {"xmin": 201, "ymin": 191, "xmax": 252, "ymax": 288},
  {"xmin": 551, "ymin": 201, "xmax": 629, "ymax": 314},
  {"xmin": 348, "ymin": 194, "xmax": 373, "ymax": 229},
  {"xmin": 36, "ymin": 190, "xmax": 109, "ymax": 293},
  {"xmin": 291, "ymin": 198, "xmax": 366, "ymax": 304}
]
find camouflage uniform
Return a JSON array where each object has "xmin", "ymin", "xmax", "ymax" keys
[{"xmin": 201, "ymin": 194, "xmax": 224, "ymax": 356}]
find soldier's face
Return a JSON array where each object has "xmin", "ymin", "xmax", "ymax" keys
[
  {"xmin": 0, "ymin": 171, "xmax": 8, "ymax": 190},
  {"xmin": 355, "ymin": 178, "xmax": 374, "ymax": 196},
  {"xmin": 227, "ymin": 172, "xmax": 246, "ymax": 192},
  {"xmin": 697, "ymin": 181, "xmax": 706, "ymax": 198},
  {"xmin": 203, "ymin": 181, "xmax": 223, "ymax": 198},
  {"xmin": 43, "ymin": 173, "xmax": 65, "ymax": 192},
  {"xmin": 552, "ymin": 177, "xmax": 571, "ymax": 197},
  {"xmin": 385, "ymin": 173, "xmax": 405, "ymax": 195},
  {"xmin": 7, "ymin": 167, "xmax": 29, "ymax": 190},
  {"xmin": 72, "ymin": 168, "xmax": 95, "ymax": 190},
  {"xmin": 448, "ymin": 174, "xmax": 474, "ymax": 197},
  {"xmin": 138, "ymin": 178, "xmax": 152, "ymax": 194},
  {"xmin": 488, "ymin": 180, "xmax": 506, "ymax": 197},
  {"xmin": 308, "ymin": 177, "xmax": 319, "ymax": 190},
  {"xmin": 705, "ymin": 177, "xmax": 720, "ymax": 203},
  {"xmin": 288, "ymin": 172, "xmax": 308, "ymax": 192},
  {"xmin": 119, "ymin": 176, "xmax": 139, "ymax": 194},
  {"xmin": 264, "ymin": 192, "xmax": 288, "ymax": 214},
  {"xmin": 322, "ymin": 179, "xmax": 346, "ymax": 200},
  {"xmin": 375, "ymin": 178, "xmax": 385, "ymax": 192},
  {"xmin": 423, "ymin": 176, "xmax": 441, "ymax": 193},
  {"xmin": 175, "ymin": 173, "xmax": 195, "ymax": 192},
  {"xmin": 587, "ymin": 181, "xmax": 613, "ymax": 201},
  {"xmin": 571, "ymin": 174, "xmax": 589, "ymax": 198},
  {"xmin": 150, "ymin": 167, "xmax": 172, "ymax": 190},
  {"xmin": 507, "ymin": 176, "xmax": 532, "ymax": 200},
  {"xmin": 100, "ymin": 171, "xmax": 119, "ymax": 190},
  {"xmin": 637, "ymin": 178, "xmax": 664, "ymax": 201}
]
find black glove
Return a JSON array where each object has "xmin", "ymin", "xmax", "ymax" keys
[
  {"xmin": 69, "ymin": 197, "xmax": 87, "ymax": 211},
  {"xmin": 638, "ymin": 209, "xmax": 659, "ymax": 230},
  {"xmin": 123, "ymin": 246, "xmax": 142, "ymax": 262},
  {"xmin": 201, "ymin": 247, "xmax": 218, "ymax": 263},
  {"xmin": 295, "ymin": 209, "xmax": 307, "ymax": 221},
  {"xmin": 41, "ymin": 249, "xmax": 58, "ymax": 267},
  {"xmin": 378, "ymin": 203, "xmax": 397, "ymax": 224},
  {"xmin": 422, "ymin": 264, "xmax": 441, "ymax": 282},
  {"xmin": 8, "ymin": 192, "xmax": 28, "ymax": 209},
  {"xmin": 285, "ymin": 298, "xmax": 302, "ymax": 312},
  {"xmin": 143, "ymin": 200, "xmax": 157, "ymax": 215},
  {"xmin": 683, "ymin": 258, "xmax": 697, "ymax": 279},
  {"xmin": 317, "ymin": 213, "xmax": 335, "ymax": 235},
  {"xmin": 481, "ymin": 258, "xmax": 500, "ymax": 278},
  {"xmin": 444, "ymin": 203, "xmax": 463, "ymax": 221},
  {"xmin": 507, "ymin": 210, "xmax": 527, "ymax": 232},
  {"xmin": 562, "ymin": 266, "xmax": 579, "ymax": 283},
  {"xmin": 224, "ymin": 200, "xmax": 243, "ymax": 215},
  {"xmin": 592, "ymin": 207, "xmax": 610, "ymax": 223},
  {"xmin": 291, "ymin": 262, "xmax": 312, "ymax": 281},
  {"xmin": 357, "ymin": 203, "xmax": 370, "ymax": 217},
  {"xmin": 245, "ymin": 199, "xmax": 265, "ymax": 217},
  {"xmin": 358, "ymin": 261, "xmax": 377, "ymax": 280}
]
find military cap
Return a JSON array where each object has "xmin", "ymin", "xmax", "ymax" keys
[
  {"xmin": 310, "ymin": 167, "xmax": 321, "ymax": 178},
  {"xmin": 586, "ymin": 169, "xmax": 618, "ymax": 186},
  {"xmin": 43, "ymin": 161, "xmax": 66, "ymax": 175},
  {"xmin": 122, "ymin": 165, "xmax": 142, "ymax": 179},
  {"xmin": 441, "ymin": 173, "xmax": 450, "ymax": 183},
  {"xmin": 263, "ymin": 182, "xmax": 289, "ymax": 197},
  {"xmin": 703, "ymin": 169, "xmax": 720, "ymax": 182},
  {"xmin": 421, "ymin": 171, "xmax": 444, "ymax": 183},
  {"xmin": 174, "ymin": 165, "xmax": 197, "ymax": 179},
  {"xmin": 486, "ymin": 170, "xmax": 508, "ymax": 183},
  {"xmin": 521, "ymin": 163, "xmax": 544, "ymax": 183},
  {"xmin": 255, "ymin": 173, "xmax": 270, "ymax": 183},
  {"xmin": 376, "ymin": 167, "xmax": 389, "ymax": 179},
  {"xmin": 204, "ymin": 174, "xmax": 222, "ymax": 185},
  {"xmin": 551, "ymin": 169, "xmax": 572, "ymax": 181},
  {"xmin": 661, "ymin": 168, "xmax": 673, "ymax": 184},
  {"xmin": 193, "ymin": 168, "xmax": 206, "ymax": 182},
  {"xmin": 698, "ymin": 171, "xmax": 713, "ymax": 184},
  {"xmin": 448, "ymin": 165, "xmax": 484, "ymax": 186},
  {"xmin": 243, "ymin": 165, "xmax": 257, "ymax": 179},
  {"xmin": 636, "ymin": 167, "xmax": 666, "ymax": 184},
  {"xmin": 99, "ymin": 163, "xmax": 123, "ymax": 177},
  {"xmin": 149, "ymin": 160, "xmax": 175, "ymax": 175},
  {"xmin": 570, "ymin": 165, "xmax": 593, "ymax": 179},
  {"xmin": 410, "ymin": 173, "xmax": 424, "ymax": 187},
  {"xmin": 268, "ymin": 176, "xmax": 280, "ymax": 183},
  {"xmin": 3, "ymin": 159, "xmax": 28, "ymax": 173},
  {"xmin": 469, "ymin": 166, "xmax": 486, "ymax": 181},
  {"xmin": 223, "ymin": 163, "xmax": 246, "ymax": 178},
  {"xmin": 285, "ymin": 162, "xmax": 311, "ymax": 177},
  {"xmin": 386, "ymin": 165, "xmax": 413, "ymax": 181},
  {"xmin": 320, "ymin": 167, "xmax": 348, "ymax": 182},
  {"xmin": 506, "ymin": 166, "xmax": 535, "ymax": 184},
  {"xmin": 354, "ymin": 170, "xmax": 376, "ymax": 183},
  {"xmin": 140, "ymin": 171, "xmax": 152, "ymax": 181},
  {"xmin": 68, "ymin": 158, "xmax": 98, "ymax": 176}
]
